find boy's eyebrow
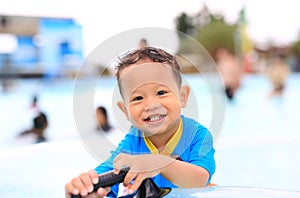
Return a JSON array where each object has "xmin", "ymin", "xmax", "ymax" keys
[{"xmin": 129, "ymin": 83, "xmax": 170, "ymax": 95}]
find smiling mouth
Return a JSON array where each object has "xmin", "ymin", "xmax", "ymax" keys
[{"xmin": 144, "ymin": 114, "xmax": 167, "ymax": 123}]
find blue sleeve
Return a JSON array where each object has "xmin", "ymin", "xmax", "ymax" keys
[
  {"xmin": 94, "ymin": 128, "xmax": 139, "ymax": 172},
  {"xmin": 94, "ymin": 132, "xmax": 136, "ymax": 197},
  {"xmin": 189, "ymin": 126, "xmax": 216, "ymax": 183}
]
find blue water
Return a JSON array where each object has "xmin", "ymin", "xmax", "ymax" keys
[{"xmin": 0, "ymin": 73, "xmax": 299, "ymax": 197}]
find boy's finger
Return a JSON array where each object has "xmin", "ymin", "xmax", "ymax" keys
[
  {"xmin": 96, "ymin": 187, "xmax": 111, "ymax": 197},
  {"xmin": 88, "ymin": 169, "xmax": 99, "ymax": 184},
  {"xmin": 113, "ymin": 168, "xmax": 120, "ymax": 174},
  {"xmin": 128, "ymin": 174, "xmax": 144, "ymax": 194},
  {"xmin": 72, "ymin": 177, "xmax": 88, "ymax": 196},
  {"xmin": 123, "ymin": 172, "xmax": 137, "ymax": 186},
  {"xmin": 65, "ymin": 183, "xmax": 79, "ymax": 197},
  {"xmin": 80, "ymin": 173, "xmax": 94, "ymax": 193}
]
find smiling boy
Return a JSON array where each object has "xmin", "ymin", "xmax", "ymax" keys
[{"xmin": 65, "ymin": 47, "xmax": 215, "ymax": 197}]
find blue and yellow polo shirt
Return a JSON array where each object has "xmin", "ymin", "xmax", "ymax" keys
[{"xmin": 95, "ymin": 115, "xmax": 215, "ymax": 197}]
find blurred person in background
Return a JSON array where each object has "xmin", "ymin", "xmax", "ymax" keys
[
  {"xmin": 19, "ymin": 111, "xmax": 48, "ymax": 143},
  {"xmin": 266, "ymin": 55, "xmax": 291, "ymax": 97},
  {"xmin": 31, "ymin": 95, "xmax": 38, "ymax": 108},
  {"xmin": 18, "ymin": 94, "xmax": 48, "ymax": 143},
  {"xmin": 138, "ymin": 38, "xmax": 148, "ymax": 48},
  {"xmin": 216, "ymin": 48, "xmax": 243, "ymax": 101},
  {"xmin": 96, "ymin": 106, "xmax": 112, "ymax": 132},
  {"xmin": 95, "ymin": 106, "xmax": 125, "ymax": 146}
]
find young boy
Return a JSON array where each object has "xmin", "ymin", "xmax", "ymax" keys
[{"xmin": 65, "ymin": 47, "xmax": 215, "ymax": 197}]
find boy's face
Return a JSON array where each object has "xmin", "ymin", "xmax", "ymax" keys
[{"xmin": 117, "ymin": 62, "xmax": 190, "ymax": 136}]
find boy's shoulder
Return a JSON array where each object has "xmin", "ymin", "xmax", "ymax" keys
[
  {"xmin": 180, "ymin": 115, "xmax": 211, "ymax": 140},
  {"xmin": 181, "ymin": 115, "xmax": 207, "ymax": 130}
]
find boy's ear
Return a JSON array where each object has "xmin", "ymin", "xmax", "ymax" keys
[
  {"xmin": 180, "ymin": 85, "xmax": 190, "ymax": 108},
  {"xmin": 117, "ymin": 101, "xmax": 129, "ymax": 120}
]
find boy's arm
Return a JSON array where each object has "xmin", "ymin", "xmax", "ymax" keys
[
  {"xmin": 160, "ymin": 158, "xmax": 209, "ymax": 187},
  {"xmin": 164, "ymin": 127, "xmax": 215, "ymax": 187},
  {"xmin": 114, "ymin": 153, "xmax": 211, "ymax": 193}
]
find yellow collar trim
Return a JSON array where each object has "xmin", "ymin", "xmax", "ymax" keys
[{"xmin": 143, "ymin": 118, "xmax": 183, "ymax": 156}]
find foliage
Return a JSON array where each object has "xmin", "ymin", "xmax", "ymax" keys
[
  {"xmin": 175, "ymin": 12, "xmax": 194, "ymax": 35},
  {"xmin": 174, "ymin": 5, "xmax": 253, "ymax": 61},
  {"xmin": 195, "ymin": 16, "xmax": 237, "ymax": 59},
  {"xmin": 292, "ymin": 39, "xmax": 300, "ymax": 55}
]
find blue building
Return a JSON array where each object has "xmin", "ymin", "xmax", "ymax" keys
[{"xmin": 0, "ymin": 15, "xmax": 83, "ymax": 78}]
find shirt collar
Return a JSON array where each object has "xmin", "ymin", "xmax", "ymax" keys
[{"xmin": 143, "ymin": 118, "xmax": 183, "ymax": 156}]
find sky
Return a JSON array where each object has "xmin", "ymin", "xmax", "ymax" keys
[{"xmin": 1, "ymin": 0, "xmax": 300, "ymax": 55}]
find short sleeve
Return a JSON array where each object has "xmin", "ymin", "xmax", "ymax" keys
[{"xmin": 188, "ymin": 126, "xmax": 216, "ymax": 183}]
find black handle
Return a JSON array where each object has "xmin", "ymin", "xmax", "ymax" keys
[{"xmin": 70, "ymin": 166, "xmax": 130, "ymax": 198}]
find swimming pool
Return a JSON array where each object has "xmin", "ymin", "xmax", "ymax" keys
[{"xmin": 0, "ymin": 73, "xmax": 299, "ymax": 197}]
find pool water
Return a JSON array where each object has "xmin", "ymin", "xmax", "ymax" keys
[{"xmin": 0, "ymin": 73, "xmax": 299, "ymax": 197}]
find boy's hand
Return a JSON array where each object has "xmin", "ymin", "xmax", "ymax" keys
[
  {"xmin": 65, "ymin": 169, "xmax": 110, "ymax": 198},
  {"xmin": 114, "ymin": 153, "xmax": 175, "ymax": 194}
]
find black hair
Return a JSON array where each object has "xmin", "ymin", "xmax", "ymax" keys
[{"xmin": 115, "ymin": 47, "xmax": 182, "ymax": 97}]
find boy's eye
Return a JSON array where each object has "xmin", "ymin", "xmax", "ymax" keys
[
  {"xmin": 132, "ymin": 96, "xmax": 143, "ymax": 101},
  {"xmin": 157, "ymin": 90, "xmax": 167, "ymax": 96}
]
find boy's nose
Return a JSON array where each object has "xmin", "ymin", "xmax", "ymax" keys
[{"xmin": 144, "ymin": 102, "xmax": 160, "ymax": 111}]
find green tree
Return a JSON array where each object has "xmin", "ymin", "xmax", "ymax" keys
[
  {"xmin": 293, "ymin": 39, "xmax": 300, "ymax": 56},
  {"xmin": 175, "ymin": 6, "xmax": 253, "ymax": 62},
  {"xmin": 175, "ymin": 12, "xmax": 194, "ymax": 35},
  {"xmin": 195, "ymin": 16, "xmax": 237, "ymax": 60}
]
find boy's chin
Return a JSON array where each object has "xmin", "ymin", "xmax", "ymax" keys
[
  {"xmin": 142, "ymin": 129, "xmax": 162, "ymax": 137},
  {"xmin": 141, "ymin": 122, "xmax": 166, "ymax": 135}
]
